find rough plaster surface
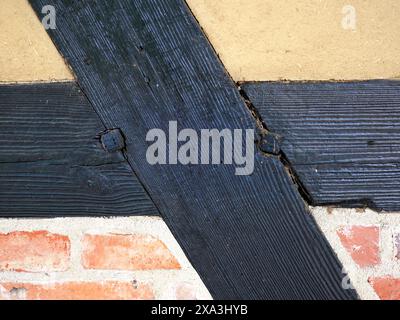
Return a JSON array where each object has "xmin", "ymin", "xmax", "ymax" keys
[
  {"xmin": 311, "ymin": 206, "xmax": 400, "ymax": 300},
  {"xmin": 0, "ymin": 0, "xmax": 73, "ymax": 83},
  {"xmin": 0, "ymin": 216, "xmax": 212, "ymax": 300},
  {"xmin": 186, "ymin": 0, "xmax": 400, "ymax": 81}
]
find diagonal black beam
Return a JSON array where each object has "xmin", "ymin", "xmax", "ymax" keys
[{"xmin": 29, "ymin": 0, "xmax": 358, "ymax": 299}]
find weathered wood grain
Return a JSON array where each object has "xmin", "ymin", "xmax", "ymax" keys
[
  {"xmin": 0, "ymin": 83, "xmax": 158, "ymax": 216},
  {"xmin": 242, "ymin": 81, "xmax": 400, "ymax": 212},
  {"xmin": 29, "ymin": 0, "xmax": 358, "ymax": 299}
]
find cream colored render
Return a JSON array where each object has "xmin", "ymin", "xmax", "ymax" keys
[
  {"xmin": 186, "ymin": 0, "xmax": 400, "ymax": 81},
  {"xmin": 0, "ymin": 0, "xmax": 73, "ymax": 83}
]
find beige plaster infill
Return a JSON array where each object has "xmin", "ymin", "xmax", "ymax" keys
[
  {"xmin": 186, "ymin": 0, "xmax": 400, "ymax": 81},
  {"xmin": 0, "ymin": 0, "xmax": 73, "ymax": 83}
]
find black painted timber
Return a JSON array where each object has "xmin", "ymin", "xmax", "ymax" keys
[
  {"xmin": 0, "ymin": 83, "xmax": 158, "ymax": 216},
  {"xmin": 29, "ymin": 0, "xmax": 358, "ymax": 299},
  {"xmin": 242, "ymin": 81, "xmax": 400, "ymax": 212}
]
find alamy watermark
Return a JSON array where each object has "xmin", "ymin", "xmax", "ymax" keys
[
  {"xmin": 341, "ymin": 5, "xmax": 357, "ymax": 31},
  {"xmin": 146, "ymin": 121, "xmax": 255, "ymax": 176},
  {"xmin": 41, "ymin": 5, "xmax": 56, "ymax": 30},
  {"xmin": 341, "ymin": 267, "xmax": 355, "ymax": 290}
]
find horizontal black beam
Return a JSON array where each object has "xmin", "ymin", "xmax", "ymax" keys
[
  {"xmin": 0, "ymin": 83, "xmax": 158, "ymax": 216},
  {"xmin": 242, "ymin": 80, "xmax": 400, "ymax": 212}
]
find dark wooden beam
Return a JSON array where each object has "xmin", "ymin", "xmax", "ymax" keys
[
  {"xmin": 0, "ymin": 83, "xmax": 158, "ymax": 216},
  {"xmin": 29, "ymin": 0, "xmax": 358, "ymax": 299},
  {"xmin": 242, "ymin": 81, "xmax": 400, "ymax": 212}
]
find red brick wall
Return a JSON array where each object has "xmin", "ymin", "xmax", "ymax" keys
[
  {"xmin": 0, "ymin": 217, "xmax": 210, "ymax": 300},
  {"xmin": 2, "ymin": 210, "xmax": 400, "ymax": 300},
  {"xmin": 313, "ymin": 207, "xmax": 400, "ymax": 300}
]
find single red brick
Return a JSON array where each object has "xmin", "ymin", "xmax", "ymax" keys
[
  {"xmin": 82, "ymin": 233, "xmax": 181, "ymax": 271},
  {"xmin": 0, "ymin": 231, "xmax": 70, "ymax": 272},
  {"xmin": 0, "ymin": 281, "xmax": 154, "ymax": 300},
  {"xmin": 369, "ymin": 277, "xmax": 400, "ymax": 300},
  {"xmin": 337, "ymin": 226, "xmax": 380, "ymax": 268}
]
